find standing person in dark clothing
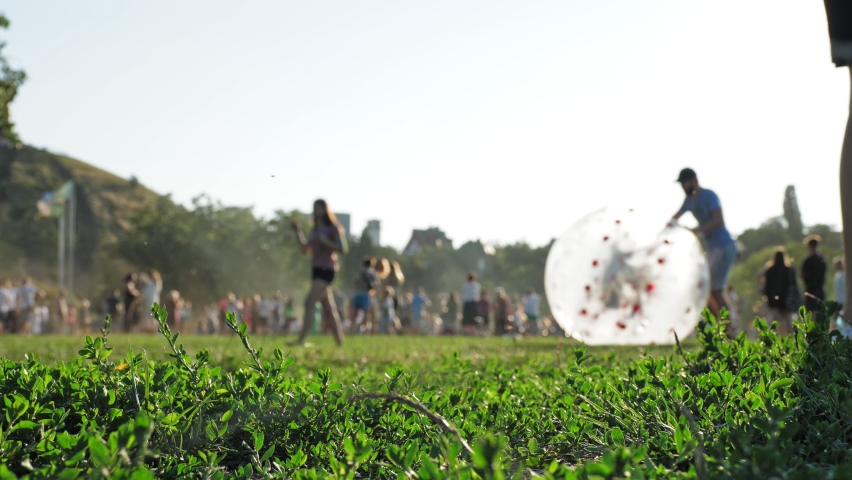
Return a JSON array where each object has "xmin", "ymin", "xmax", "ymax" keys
[
  {"xmin": 493, "ymin": 288, "xmax": 510, "ymax": 336},
  {"xmin": 461, "ymin": 273, "xmax": 481, "ymax": 335},
  {"xmin": 477, "ymin": 290, "xmax": 491, "ymax": 335},
  {"xmin": 801, "ymin": 234, "xmax": 828, "ymax": 314},
  {"xmin": 122, "ymin": 273, "xmax": 141, "ymax": 332},
  {"xmin": 105, "ymin": 289, "xmax": 123, "ymax": 324},
  {"xmin": 763, "ymin": 248, "xmax": 799, "ymax": 336}
]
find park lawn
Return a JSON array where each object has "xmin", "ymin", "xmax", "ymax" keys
[{"xmin": 0, "ymin": 333, "xmax": 684, "ymax": 376}]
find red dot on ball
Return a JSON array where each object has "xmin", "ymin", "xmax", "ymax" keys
[
  {"xmin": 615, "ymin": 219, "xmax": 621, "ymax": 224},
  {"xmin": 658, "ymin": 258, "xmax": 665, "ymax": 264},
  {"xmin": 663, "ymin": 239, "xmax": 670, "ymax": 245},
  {"xmin": 592, "ymin": 260, "xmax": 598, "ymax": 266},
  {"xmin": 646, "ymin": 283, "xmax": 655, "ymax": 292},
  {"xmin": 616, "ymin": 321, "xmax": 627, "ymax": 330},
  {"xmin": 603, "ymin": 236, "xmax": 609, "ymax": 241},
  {"xmin": 584, "ymin": 285, "xmax": 591, "ymax": 291},
  {"xmin": 632, "ymin": 304, "xmax": 641, "ymax": 313},
  {"xmin": 686, "ymin": 307, "xmax": 692, "ymax": 313},
  {"xmin": 580, "ymin": 309, "xmax": 587, "ymax": 315}
]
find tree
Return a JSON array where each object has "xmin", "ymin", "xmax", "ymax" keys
[
  {"xmin": 0, "ymin": 15, "xmax": 26, "ymax": 144},
  {"xmin": 783, "ymin": 185, "xmax": 804, "ymax": 241}
]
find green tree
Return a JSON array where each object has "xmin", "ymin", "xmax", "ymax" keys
[
  {"xmin": 0, "ymin": 15, "xmax": 26, "ymax": 144},
  {"xmin": 783, "ymin": 185, "xmax": 804, "ymax": 241}
]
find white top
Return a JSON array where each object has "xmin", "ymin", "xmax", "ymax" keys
[
  {"xmin": 258, "ymin": 299, "xmax": 271, "ymax": 318},
  {"xmin": 0, "ymin": 288, "xmax": 15, "ymax": 313},
  {"xmin": 461, "ymin": 282, "xmax": 481, "ymax": 302},
  {"xmin": 142, "ymin": 280, "xmax": 162, "ymax": 309},
  {"xmin": 836, "ymin": 271, "xmax": 846, "ymax": 305},
  {"xmin": 18, "ymin": 284, "xmax": 38, "ymax": 309},
  {"xmin": 524, "ymin": 293, "xmax": 541, "ymax": 316}
]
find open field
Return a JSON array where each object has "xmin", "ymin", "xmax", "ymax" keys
[
  {"xmin": 0, "ymin": 334, "xmax": 687, "ymax": 375},
  {"xmin": 0, "ymin": 308, "xmax": 850, "ymax": 478}
]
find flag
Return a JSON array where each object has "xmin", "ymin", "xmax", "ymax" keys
[{"xmin": 36, "ymin": 181, "xmax": 74, "ymax": 218}]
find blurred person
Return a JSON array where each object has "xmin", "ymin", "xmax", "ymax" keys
[
  {"xmin": 801, "ymin": 234, "xmax": 828, "ymax": 315},
  {"xmin": 55, "ymin": 289, "xmax": 69, "ymax": 334},
  {"xmin": 104, "ymin": 289, "xmax": 123, "ymax": 325},
  {"xmin": 351, "ymin": 257, "xmax": 377, "ymax": 333},
  {"xmin": 250, "ymin": 294, "xmax": 262, "ymax": 333},
  {"xmin": 410, "ymin": 287, "xmax": 431, "ymax": 334},
  {"xmin": 67, "ymin": 298, "xmax": 78, "ymax": 334},
  {"xmin": 256, "ymin": 294, "xmax": 270, "ymax": 334},
  {"xmin": 378, "ymin": 286, "xmax": 397, "ymax": 334},
  {"xmin": 288, "ymin": 199, "xmax": 347, "ymax": 346},
  {"xmin": 164, "ymin": 290, "xmax": 183, "ymax": 333},
  {"xmin": 140, "ymin": 270, "xmax": 162, "ymax": 332},
  {"xmin": 123, "ymin": 273, "xmax": 141, "ymax": 332},
  {"xmin": 477, "ymin": 290, "xmax": 491, "ymax": 335},
  {"xmin": 443, "ymin": 292, "xmax": 460, "ymax": 335},
  {"xmin": 512, "ymin": 297, "xmax": 527, "ymax": 334},
  {"xmin": 241, "ymin": 296, "xmax": 253, "ymax": 331},
  {"xmin": 493, "ymin": 288, "xmax": 510, "ymax": 336},
  {"xmin": 726, "ymin": 285, "xmax": 741, "ymax": 334},
  {"xmin": 523, "ymin": 289, "xmax": 541, "ymax": 335},
  {"xmin": 271, "ymin": 292, "xmax": 284, "ymax": 333},
  {"xmin": 17, "ymin": 278, "xmax": 37, "ymax": 333},
  {"xmin": 763, "ymin": 247, "xmax": 799, "ymax": 335},
  {"xmin": 461, "ymin": 273, "xmax": 481, "ymax": 335},
  {"xmin": 333, "ymin": 289, "xmax": 347, "ymax": 333},
  {"xmin": 0, "ymin": 279, "xmax": 14, "ymax": 333},
  {"xmin": 30, "ymin": 290, "xmax": 48, "ymax": 335},
  {"xmin": 283, "ymin": 296, "xmax": 297, "ymax": 334},
  {"xmin": 80, "ymin": 299, "xmax": 93, "ymax": 334},
  {"xmin": 398, "ymin": 292, "xmax": 413, "ymax": 332},
  {"xmin": 822, "ymin": 1, "xmax": 852, "ymax": 323},
  {"xmin": 672, "ymin": 168, "xmax": 738, "ymax": 337}
]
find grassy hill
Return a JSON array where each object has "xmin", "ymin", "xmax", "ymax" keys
[{"xmin": 0, "ymin": 145, "xmax": 162, "ymax": 300}]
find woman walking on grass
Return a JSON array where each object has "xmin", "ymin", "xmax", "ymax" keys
[{"xmin": 288, "ymin": 199, "xmax": 348, "ymax": 346}]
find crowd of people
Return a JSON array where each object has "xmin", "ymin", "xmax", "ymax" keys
[
  {"xmin": 0, "ymin": 278, "xmax": 93, "ymax": 335},
  {"xmin": 755, "ymin": 234, "xmax": 845, "ymax": 335}
]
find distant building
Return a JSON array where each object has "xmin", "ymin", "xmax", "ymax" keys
[
  {"xmin": 365, "ymin": 219, "xmax": 381, "ymax": 246},
  {"xmin": 403, "ymin": 227, "xmax": 453, "ymax": 256},
  {"xmin": 336, "ymin": 213, "xmax": 351, "ymax": 237}
]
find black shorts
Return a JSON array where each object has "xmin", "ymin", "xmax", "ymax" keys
[
  {"xmin": 312, "ymin": 267, "xmax": 336, "ymax": 284},
  {"xmin": 825, "ymin": 0, "xmax": 852, "ymax": 67}
]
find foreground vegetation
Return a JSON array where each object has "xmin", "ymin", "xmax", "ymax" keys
[{"xmin": 0, "ymin": 303, "xmax": 851, "ymax": 479}]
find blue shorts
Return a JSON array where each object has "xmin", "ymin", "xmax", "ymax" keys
[
  {"xmin": 707, "ymin": 242, "xmax": 738, "ymax": 291},
  {"xmin": 352, "ymin": 293, "xmax": 371, "ymax": 311}
]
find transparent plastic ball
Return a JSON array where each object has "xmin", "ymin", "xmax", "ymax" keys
[{"xmin": 544, "ymin": 206, "xmax": 710, "ymax": 345}]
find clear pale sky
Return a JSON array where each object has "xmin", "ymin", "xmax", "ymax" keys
[{"xmin": 4, "ymin": 1, "xmax": 849, "ymax": 250}]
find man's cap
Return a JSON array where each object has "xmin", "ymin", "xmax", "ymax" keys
[
  {"xmin": 804, "ymin": 233, "xmax": 822, "ymax": 245},
  {"xmin": 677, "ymin": 168, "xmax": 697, "ymax": 183}
]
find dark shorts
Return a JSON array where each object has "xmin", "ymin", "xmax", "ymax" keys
[
  {"xmin": 352, "ymin": 292, "xmax": 371, "ymax": 310},
  {"xmin": 462, "ymin": 301, "xmax": 479, "ymax": 326},
  {"xmin": 825, "ymin": 0, "xmax": 852, "ymax": 67},
  {"xmin": 312, "ymin": 267, "xmax": 336, "ymax": 284}
]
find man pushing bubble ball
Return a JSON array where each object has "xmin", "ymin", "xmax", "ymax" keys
[{"xmin": 671, "ymin": 168, "xmax": 739, "ymax": 338}]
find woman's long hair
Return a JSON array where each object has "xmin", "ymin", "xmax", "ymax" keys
[
  {"xmin": 771, "ymin": 247, "xmax": 792, "ymax": 268},
  {"xmin": 313, "ymin": 199, "xmax": 340, "ymax": 228}
]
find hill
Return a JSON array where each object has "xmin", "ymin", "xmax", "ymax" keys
[{"xmin": 0, "ymin": 145, "xmax": 161, "ymax": 298}]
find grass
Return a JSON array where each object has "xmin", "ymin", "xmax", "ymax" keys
[
  {"xmin": 1, "ymin": 305, "xmax": 851, "ymax": 478},
  {"xmin": 0, "ymin": 333, "xmax": 684, "ymax": 376}
]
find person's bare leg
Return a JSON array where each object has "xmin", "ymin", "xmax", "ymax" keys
[
  {"xmin": 319, "ymin": 287, "xmax": 344, "ymax": 346},
  {"xmin": 291, "ymin": 281, "xmax": 326, "ymax": 345},
  {"xmin": 842, "ymin": 68, "xmax": 852, "ymax": 318}
]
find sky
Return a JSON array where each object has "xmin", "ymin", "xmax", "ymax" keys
[{"xmin": 3, "ymin": 1, "xmax": 849, "ymax": 251}]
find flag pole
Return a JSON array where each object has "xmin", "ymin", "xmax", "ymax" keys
[
  {"xmin": 58, "ymin": 202, "xmax": 65, "ymax": 293},
  {"xmin": 68, "ymin": 184, "xmax": 75, "ymax": 296}
]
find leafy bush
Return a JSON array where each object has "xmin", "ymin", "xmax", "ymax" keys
[{"xmin": 0, "ymin": 303, "xmax": 850, "ymax": 478}]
